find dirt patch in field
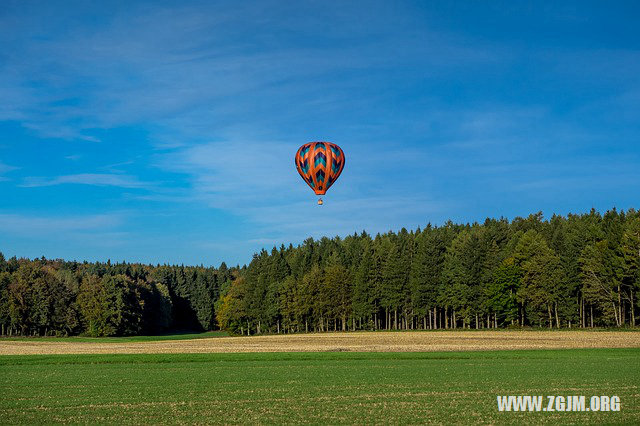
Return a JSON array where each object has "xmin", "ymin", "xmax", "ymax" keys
[{"xmin": 1, "ymin": 331, "xmax": 639, "ymax": 355}]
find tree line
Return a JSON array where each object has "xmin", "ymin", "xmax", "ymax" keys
[
  {"xmin": 0, "ymin": 256, "xmax": 234, "ymax": 336},
  {"xmin": 217, "ymin": 208, "xmax": 639, "ymax": 334},
  {"xmin": 1, "ymin": 208, "xmax": 639, "ymax": 337}
]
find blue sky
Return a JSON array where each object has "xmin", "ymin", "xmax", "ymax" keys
[{"xmin": 1, "ymin": 1, "xmax": 639, "ymax": 266}]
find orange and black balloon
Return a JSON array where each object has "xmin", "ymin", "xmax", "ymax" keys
[{"xmin": 295, "ymin": 142, "xmax": 345, "ymax": 205}]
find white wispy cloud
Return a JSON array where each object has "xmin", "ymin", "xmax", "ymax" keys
[
  {"xmin": 157, "ymin": 137, "xmax": 452, "ymax": 248},
  {"xmin": 0, "ymin": 161, "xmax": 18, "ymax": 182},
  {"xmin": 0, "ymin": 161, "xmax": 18, "ymax": 174},
  {"xmin": 0, "ymin": 213, "xmax": 123, "ymax": 235},
  {"xmin": 0, "ymin": 1, "xmax": 502, "ymax": 143},
  {"xmin": 20, "ymin": 173, "xmax": 152, "ymax": 189},
  {"xmin": 158, "ymin": 140, "xmax": 295, "ymax": 207}
]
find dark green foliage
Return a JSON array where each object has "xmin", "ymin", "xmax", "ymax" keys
[
  {"xmin": 352, "ymin": 237, "xmax": 376, "ymax": 326},
  {"xmin": 2, "ymin": 208, "xmax": 640, "ymax": 336},
  {"xmin": 486, "ymin": 259, "xmax": 520, "ymax": 325},
  {"xmin": 324, "ymin": 262, "xmax": 352, "ymax": 330},
  {"xmin": 0, "ymin": 254, "xmax": 234, "ymax": 336},
  {"xmin": 216, "ymin": 208, "xmax": 639, "ymax": 333}
]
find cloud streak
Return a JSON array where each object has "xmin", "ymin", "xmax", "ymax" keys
[
  {"xmin": 0, "ymin": 212, "xmax": 123, "ymax": 236},
  {"xmin": 0, "ymin": 161, "xmax": 17, "ymax": 174},
  {"xmin": 21, "ymin": 173, "xmax": 153, "ymax": 189},
  {"xmin": 0, "ymin": 1, "xmax": 504, "ymax": 144},
  {"xmin": 157, "ymin": 137, "xmax": 453, "ymax": 246}
]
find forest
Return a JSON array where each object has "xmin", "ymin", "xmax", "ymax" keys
[
  {"xmin": 1, "ymin": 208, "xmax": 639, "ymax": 336},
  {"xmin": 0, "ymin": 258, "xmax": 234, "ymax": 336}
]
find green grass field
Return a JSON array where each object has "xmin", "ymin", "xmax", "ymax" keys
[{"xmin": 1, "ymin": 349, "xmax": 638, "ymax": 424}]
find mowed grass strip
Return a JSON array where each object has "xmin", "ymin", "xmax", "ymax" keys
[{"xmin": 1, "ymin": 349, "xmax": 638, "ymax": 424}]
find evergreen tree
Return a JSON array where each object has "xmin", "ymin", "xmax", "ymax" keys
[
  {"xmin": 486, "ymin": 258, "xmax": 520, "ymax": 326},
  {"xmin": 515, "ymin": 231, "xmax": 565, "ymax": 327}
]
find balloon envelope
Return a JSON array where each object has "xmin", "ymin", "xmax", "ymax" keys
[{"xmin": 295, "ymin": 142, "xmax": 345, "ymax": 196}]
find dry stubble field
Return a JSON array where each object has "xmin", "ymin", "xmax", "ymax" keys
[{"xmin": 1, "ymin": 330, "xmax": 639, "ymax": 355}]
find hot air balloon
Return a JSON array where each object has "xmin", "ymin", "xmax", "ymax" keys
[{"xmin": 295, "ymin": 142, "xmax": 345, "ymax": 205}]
